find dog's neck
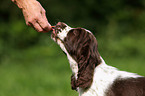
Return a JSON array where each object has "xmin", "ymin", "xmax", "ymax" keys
[
  {"xmin": 67, "ymin": 53, "xmax": 78, "ymax": 79},
  {"xmin": 67, "ymin": 54, "xmax": 103, "ymax": 80}
]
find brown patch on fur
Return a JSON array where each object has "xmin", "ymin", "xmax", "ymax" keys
[
  {"xmin": 106, "ymin": 77, "xmax": 145, "ymax": 96},
  {"xmin": 71, "ymin": 74, "xmax": 77, "ymax": 90},
  {"xmin": 64, "ymin": 28, "xmax": 101, "ymax": 90}
]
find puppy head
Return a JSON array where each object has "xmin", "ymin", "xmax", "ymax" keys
[
  {"xmin": 52, "ymin": 22, "xmax": 101, "ymax": 90},
  {"xmin": 51, "ymin": 22, "xmax": 72, "ymax": 53}
]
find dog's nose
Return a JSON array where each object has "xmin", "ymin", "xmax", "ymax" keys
[
  {"xmin": 57, "ymin": 22, "xmax": 63, "ymax": 26},
  {"xmin": 56, "ymin": 22, "xmax": 67, "ymax": 30}
]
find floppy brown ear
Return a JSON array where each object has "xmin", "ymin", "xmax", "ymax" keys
[
  {"xmin": 71, "ymin": 74, "xmax": 77, "ymax": 90},
  {"xmin": 76, "ymin": 30, "xmax": 101, "ymax": 89},
  {"xmin": 64, "ymin": 28, "xmax": 101, "ymax": 90}
]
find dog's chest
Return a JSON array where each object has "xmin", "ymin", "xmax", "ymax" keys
[
  {"xmin": 79, "ymin": 62, "xmax": 141, "ymax": 96},
  {"xmin": 67, "ymin": 54, "xmax": 78, "ymax": 78},
  {"xmin": 79, "ymin": 64, "xmax": 119, "ymax": 96}
]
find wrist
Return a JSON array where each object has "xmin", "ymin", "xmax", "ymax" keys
[{"xmin": 12, "ymin": 0, "xmax": 37, "ymax": 9}]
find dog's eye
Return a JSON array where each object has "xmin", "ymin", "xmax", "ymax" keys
[{"xmin": 55, "ymin": 27, "xmax": 62, "ymax": 33}]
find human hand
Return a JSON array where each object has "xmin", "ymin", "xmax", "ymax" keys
[{"xmin": 12, "ymin": 0, "xmax": 52, "ymax": 32}]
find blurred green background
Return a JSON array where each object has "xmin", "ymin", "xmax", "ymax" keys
[{"xmin": 0, "ymin": 0, "xmax": 145, "ymax": 96}]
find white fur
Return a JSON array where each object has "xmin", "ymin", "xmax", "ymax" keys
[
  {"xmin": 52, "ymin": 24, "xmax": 78, "ymax": 79},
  {"xmin": 57, "ymin": 26, "xmax": 72, "ymax": 41},
  {"xmin": 52, "ymin": 24, "xmax": 142, "ymax": 96},
  {"xmin": 79, "ymin": 57, "xmax": 141, "ymax": 96},
  {"xmin": 55, "ymin": 38, "xmax": 78, "ymax": 79}
]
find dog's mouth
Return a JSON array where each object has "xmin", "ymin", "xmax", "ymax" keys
[
  {"xmin": 51, "ymin": 22, "xmax": 68, "ymax": 42},
  {"xmin": 51, "ymin": 26, "xmax": 57, "ymax": 39},
  {"xmin": 51, "ymin": 25, "xmax": 61, "ymax": 42}
]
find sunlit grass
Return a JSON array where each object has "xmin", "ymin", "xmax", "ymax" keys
[
  {"xmin": 0, "ymin": 36, "xmax": 145, "ymax": 96},
  {"xmin": 0, "ymin": 43, "xmax": 78, "ymax": 96}
]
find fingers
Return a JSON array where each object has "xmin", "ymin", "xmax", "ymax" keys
[
  {"xmin": 37, "ymin": 9, "xmax": 52, "ymax": 32},
  {"xmin": 33, "ymin": 22, "xmax": 44, "ymax": 32},
  {"xmin": 19, "ymin": 0, "xmax": 52, "ymax": 33},
  {"xmin": 27, "ymin": 21, "xmax": 43, "ymax": 32},
  {"xmin": 26, "ymin": 15, "xmax": 52, "ymax": 32},
  {"xmin": 23, "ymin": 0, "xmax": 52, "ymax": 32},
  {"xmin": 37, "ymin": 16, "xmax": 52, "ymax": 32}
]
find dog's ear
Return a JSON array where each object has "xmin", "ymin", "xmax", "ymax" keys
[
  {"xmin": 71, "ymin": 74, "xmax": 77, "ymax": 90},
  {"xmin": 64, "ymin": 28, "xmax": 101, "ymax": 89},
  {"xmin": 76, "ymin": 29, "xmax": 101, "ymax": 89}
]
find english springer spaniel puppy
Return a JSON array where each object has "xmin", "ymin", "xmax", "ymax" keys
[{"xmin": 51, "ymin": 22, "xmax": 145, "ymax": 96}]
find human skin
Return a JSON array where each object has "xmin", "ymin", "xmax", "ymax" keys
[{"xmin": 12, "ymin": 0, "xmax": 52, "ymax": 32}]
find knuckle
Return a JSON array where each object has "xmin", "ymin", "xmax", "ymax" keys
[
  {"xmin": 43, "ymin": 9, "xmax": 46, "ymax": 13},
  {"xmin": 27, "ymin": 15, "xmax": 39, "ymax": 23},
  {"xmin": 26, "ymin": 22, "xmax": 29, "ymax": 26},
  {"xmin": 26, "ymin": 22, "xmax": 31, "ymax": 26},
  {"xmin": 43, "ymin": 24, "xmax": 48, "ymax": 28},
  {"xmin": 37, "ymin": 28, "xmax": 43, "ymax": 32},
  {"xmin": 38, "ymin": 30, "xmax": 43, "ymax": 32},
  {"xmin": 35, "ymin": 14, "xmax": 40, "ymax": 19},
  {"xmin": 27, "ymin": 18, "xmax": 34, "ymax": 23},
  {"xmin": 43, "ymin": 25, "xmax": 49, "ymax": 31},
  {"xmin": 34, "ymin": 15, "xmax": 41, "ymax": 21}
]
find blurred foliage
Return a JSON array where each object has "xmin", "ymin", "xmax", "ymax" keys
[{"xmin": 0, "ymin": 0, "xmax": 145, "ymax": 96}]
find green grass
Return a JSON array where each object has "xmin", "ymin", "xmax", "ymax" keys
[
  {"xmin": 0, "ymin": 38, "xmax": 145, "ymax": 96},
  {"xmin": 0, "ymin": 42, "xmax": 78, "ymax": 96},
  {"xmin": 105, "ymin": 57, "xmax": 145, "ymax": 76}
]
